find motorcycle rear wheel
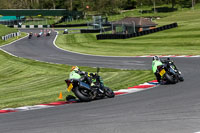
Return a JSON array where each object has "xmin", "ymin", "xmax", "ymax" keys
[{"xmin": 74, "ymin": 86, "xmax": 91, "ymax": 102}]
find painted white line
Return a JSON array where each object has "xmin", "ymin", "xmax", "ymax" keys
[
  {"xmin": 15, "ymin": 105, "xmax": 54, "ymax": 111},
  {"xmin": 114, "ymin": 80, "xmax": 159, "ymax": 97},
  {"xmin": 0, "ymin": 30, "xmax": 199, "ymax": 66},
  {"xmin": 0, "ymin": 34, "xmax": 29, "ymax": 58},
  {"xmin": 2, "ymin": 108, "xmax": 16, "ymax": 111},
  {"xmin": 0, "ymin": 48, "xmax": 18, "ymax": 57},
  {"xmin": 52, "ymin": 31, "xmax": 200, "ymax": 58},
  {"xmin": 117, "ymin": 89, "xmax": 142, "ymax": 93},
  {"xmin": 0, "ymin": 33, "xmax": 28, "ymax": 48},
  {"xmin": 140, "ymin": 82, "xmax": 153, "ymax": 85},
  {"xmin": 0, "ymin": 81, "xmax": 159, "ymax": 113}
]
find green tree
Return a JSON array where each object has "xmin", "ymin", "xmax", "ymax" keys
[{"xmin": 179, "ymin": 0, "xmax": 192, "ymax": 8}]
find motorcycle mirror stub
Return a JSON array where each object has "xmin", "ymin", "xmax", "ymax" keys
[{"xmin": 97, "ymin": 67, "xmax": 100, "ymax": 73}]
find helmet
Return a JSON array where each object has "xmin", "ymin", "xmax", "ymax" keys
[
  {"xmin": 71, "ymin": 66, "xmax": 79, "ymax": 71},
  {"xmin": 153, "ymin": 56, "xmax": 160, "ymax": 61}
]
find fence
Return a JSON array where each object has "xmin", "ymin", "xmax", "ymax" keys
[
  {"xmin": 96, "ymin": 23, "xmax": 178, "ymax": 40},
  {"xmin": 1, "ymin": 32, "xmax": 21, "ymax": 41}
]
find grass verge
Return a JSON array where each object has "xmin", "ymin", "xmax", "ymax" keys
[
  {"xmin": 0, "ymin": 24, "xmax": 27, "ymax": 47},
  {"xmin": 0, "ymin": 32, "xmax": 27, "ymax": 47},
  {"xmin": 0, "ymin": 25, "xmax": 18, "ymax": 37},
  {"xmin": 0, "ymin": 24, "xmax": 155, "ymax": 109},
  {"xmin": 0, "ymin": 50, "xmax": 154, "ymax": 109},
  {"xmin": 56, "ymin": 9, "xmax": 200, "ymax": 56}
]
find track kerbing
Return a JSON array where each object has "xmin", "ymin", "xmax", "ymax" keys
[{"xmin": 0, "ymin": 80, "xmax": 159, "ymax": 114}]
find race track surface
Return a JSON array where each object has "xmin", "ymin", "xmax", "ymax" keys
[{"xmin": 0, "ymin": 29, "xmax": 200, "ymax": 133}]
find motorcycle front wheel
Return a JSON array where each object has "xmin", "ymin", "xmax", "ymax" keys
[
  {"xmin": 164, "ymin": 73, "xmax": 176, "ymax": 84},
  {"xmin": 104, "ymin": 87, "xmax": 115, "ymax": 98}
]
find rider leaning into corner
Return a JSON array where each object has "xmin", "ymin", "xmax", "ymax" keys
[
  {"xmin": 67, "ymin": 66, "xmax": 93, "ymax": 101},
  {"xmin": 69, "ymin": 66, "xmax": 92, "ymax": 86},
  {"xmin": 152, "ymin": 56, "xmax": 163, "ymax": 84},
  {"xmin": 152, "ymin": 56, "xmax": 184, "ymax": 84}
]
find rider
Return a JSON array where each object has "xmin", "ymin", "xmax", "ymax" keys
[
  {"xmin": 69, "ymin": 66, "xmax": 92, "ymax": 86},
  {"xmin": 161, "ymin": 58, "xmax": 172, "ymax": 68},
  {"xmin": 29, "ymin": 32, "xmax": 33, "ymax": 36},
  {"xmin": 152, "ymin": 56, "xmax": 163, "ymax": 83}
]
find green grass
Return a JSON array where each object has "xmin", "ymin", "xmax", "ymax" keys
[
  {"xmin": 4, "ymin": 7, "xmax": 200, "ymax": 109},
  {"xmin": 58, "ymin": 4, "xmax": 192, "ymax": 25},
  {"xmin": 56, "ymin": 8, "xmax": 200, "ymax": 56},
  {"xmin": 22, "ymin": 16, "xmax": 61, "ymax": 25},
  {"xmin": 0, "ymin": 50, "xmax": 154, "ymax": 109},
  {"xmin": 0, "ymin": 32, "xmax": 27, "ymax": 47},
  {"xmin": 23, "ymin": 19, "xmax": 57, "ymax": 25},
  {"xmin": 0, "ymin": 25, "xmax": 18, "ymax": 37},
  {"xmin": 0, "ymin": 23, "xmax": 154, "ymax": 109},
  {"xmin": 0, "ymin": 24, "xmax": 27, "ymax": 47}
]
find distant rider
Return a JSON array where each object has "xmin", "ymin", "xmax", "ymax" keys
[{"xmin": 152, "ymin": 56, "xmax": 163, "ymax": 83}]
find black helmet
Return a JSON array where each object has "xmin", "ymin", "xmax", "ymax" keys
[{"xmin": 153, "ymin": 56, "xmax": 160, "ymax": 61}]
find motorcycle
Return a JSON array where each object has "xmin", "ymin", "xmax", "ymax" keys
[
  {"xmin": 65, "ymin": 67, "xmax": 115, "ymax": 102},
  {"xmin": 163, "ymin": 59, "xmax": 184, "ymax": 82},
  {"xmin": 37, "ymin": 32, "xmax": 42, "ymax": 37},
  {"xmin": 28, "ymin": 33, "xmax": 32, "ymax": 39},
  {"xmin": 46, "ymin": 31, "xmax": 51, "ymax": 36},
  {"xmin": 157, "ymin": 59, "xmax": 184, "ymax": 84}
]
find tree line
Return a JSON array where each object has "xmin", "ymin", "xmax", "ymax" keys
[{"xmin": 0, "ymin": 0, "xmax": 198, "ymax": 15}]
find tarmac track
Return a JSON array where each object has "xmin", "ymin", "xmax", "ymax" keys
[{"xmin": 0, "ymin": 29, "xmax": 200, "ymax": 133}]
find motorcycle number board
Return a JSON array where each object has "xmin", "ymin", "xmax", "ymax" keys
[
  {"xmin": 67, "ymin": 83, "xmax": 73, "ymax": 92},
  {"xmin": 159, "ymin": 69, "xmax": 166, "ymax": 77}
]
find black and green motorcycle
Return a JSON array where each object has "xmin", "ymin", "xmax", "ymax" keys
[{"xmin": 65, "ymin": 67, "xmax": 115, "ymax": 102}]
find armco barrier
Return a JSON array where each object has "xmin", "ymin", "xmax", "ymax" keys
[
  {"xmin": 80, "ymin": 29, "xmax": 101, "ymax": 33},
  {"xmin": 96, "ymin": 23, "xmax": 178, "ymax": 40},
  {"xmin": 80, "ymin": 27, "xmax": 112, "ymax": 33},
  {"xmin": 10, "ymin": 23, "xmax": 112, "ymax": 28},
  {"xmin": 1, "ymin": 32, "xmax": 21, "ymax": 41}
]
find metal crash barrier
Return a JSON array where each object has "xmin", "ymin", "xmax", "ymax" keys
[{"xmin": 96, "ymin": 23, "xmax": 178, "ymax": 40}]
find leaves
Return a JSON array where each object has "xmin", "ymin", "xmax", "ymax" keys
[{"xmin": 0, "ymin": 0, "xmax": 197, "ymax": 14}]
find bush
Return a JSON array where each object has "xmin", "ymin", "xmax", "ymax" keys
[{"xmin": 179, "ymin": 0, "xmax": 192, "ymax": 8}]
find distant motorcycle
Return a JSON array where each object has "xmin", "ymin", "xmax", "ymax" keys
[
  {"xmin": 63, "ymin": 29, "xmax": 68, "ymax": 34},
  {"xmin": 46, "ymin": 31, "xmax": 51, "ymax": 36},
  {"xmin": 65, "ymin": 67, "xmax": 115, "ymax": 102},
  {"xmin": 28, "ymin": 33, "xmax": 33, "ymax": 39},
  {"xmin": 37, "ymin": 32, "xmax": 43, "ymax": 37}
]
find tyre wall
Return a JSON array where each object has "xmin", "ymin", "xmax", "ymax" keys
[{"xmin": 96, "ymin": 23, "xmax": 178, "ymax": 40}]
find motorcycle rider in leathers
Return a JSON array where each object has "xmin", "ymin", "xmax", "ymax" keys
[
  {"xmin": 152, "ymin": 56, "xmax": 163, "ymax": 83},
  {"xmin": 69, "ymin": 66, "xmax": 92, "ymax": 86}
]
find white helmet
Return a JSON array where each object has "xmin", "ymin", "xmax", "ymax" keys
[{"xmin": 153, "ymin": 56, "xmax": 160, "ymax": 61}]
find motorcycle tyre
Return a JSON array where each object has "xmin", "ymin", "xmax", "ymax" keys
[
  {"xmin": 73, "ymin": 86, "xmax": 91, "ymax": 102},
  {"xmin": 179, "ymin": 76, "xmax": 184, "ymax": 82},
  {"xmin": 104, "ymin": 87, "xmax": 115, "ymax": 98},
  {"xmin": 66, "ymin": 95, "xmax": 76, "ymax": 102},
  {"xmin": 164, "ymin": 73, "xmax": 176, "ymax": 84}
]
